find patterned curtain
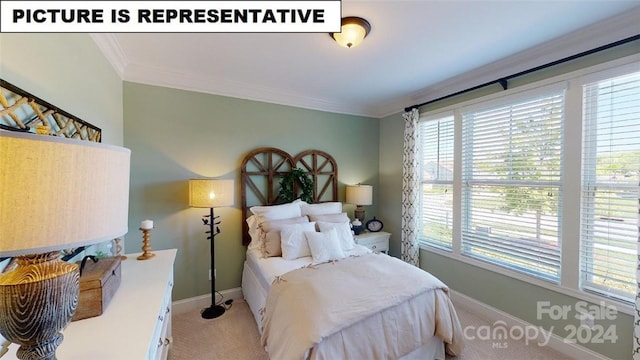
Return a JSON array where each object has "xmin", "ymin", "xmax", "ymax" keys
[
  {"xmin": 401, "ymin": 108, "xmax": 420, "ymax": 266},
  {"xmin": 634, "ymin": 178, "xmax": 640, "ymax": 359}
]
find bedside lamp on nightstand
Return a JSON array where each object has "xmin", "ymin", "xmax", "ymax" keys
[{"xmin": 346, "ymin": 184, "xmax": 372, "ymax": 223}]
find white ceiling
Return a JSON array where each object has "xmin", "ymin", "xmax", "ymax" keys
[{"xmin": 91, "ymin": 1, "xmax": 640, "ymax": 118}]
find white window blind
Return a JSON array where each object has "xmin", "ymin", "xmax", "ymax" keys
[
  {"xmin": 580, "ymin": 71, "xmax": 640, "ymax": 302},
  {"xmin": 461, "ymin": 88, "xmax": 564, "ymax": 283},
  {"xmin": 419, "ymin": 115, "xmax": 454, "ymax": 249}
]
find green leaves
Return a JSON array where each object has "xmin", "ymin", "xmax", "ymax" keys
[{"xmin": 277, "ymin": 168, "xmax": 314, "ymax": 203}]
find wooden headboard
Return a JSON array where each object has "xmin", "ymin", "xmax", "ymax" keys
[{"xmin": 240, "ymin": 147, "xmax": 338, "ymax": 245}]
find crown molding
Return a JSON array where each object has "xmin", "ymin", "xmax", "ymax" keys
[
  {"xmin": 88, "ymin": 33, "xmax": 377, "ymax": 116},
  {"xmin": 89, "ymin": 34, "xmax": 127, "ymax": 79},
  {"xmin": 122, "ymin": 62, "xmax": 377, "ymax": 117},
  {"xmin": 403, "ymin": 8, "xmax": 640, "ymax": 113},
  {"xmin": 373, "ymin": 96, "xmax": 413, "ymax": 118},
  {"xmin": 90, "ymin": 8, "xmax": 639, "ymax": 119}
]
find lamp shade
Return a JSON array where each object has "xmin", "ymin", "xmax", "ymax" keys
[
  {"xmin": 331, "ymin": 16, "xmax": 371, "ymax": 48},
  {"xmin": 0, "ymin": 130, "xmax": 131, "ymax": 257},
  {"xmin": 346, "ymin": 184, "xmax": 373, "ymax": 205},
  {"xmin": 189, "ymin": 179, "xmax": 235, "ymax": 208}
]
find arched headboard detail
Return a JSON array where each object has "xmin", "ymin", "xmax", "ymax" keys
[
  {"xmin": 240, "ymin": 147, "xmax": 339, "ymax": 246},
  {"xmin": 293, "ymin": 149, "xmax": 338, "ymax": 203}
]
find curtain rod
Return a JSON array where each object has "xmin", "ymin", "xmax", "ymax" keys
[{"xmin": 404, "ymin": 34, "xmax": 640, "ymax": 113}]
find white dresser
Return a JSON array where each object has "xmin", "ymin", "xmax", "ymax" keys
[{"xmin": 1, "ymin": 249, "xmax": 176, "ymax": 360}]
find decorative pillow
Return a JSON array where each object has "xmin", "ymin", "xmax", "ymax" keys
[
  {"xmin": 300, "ymin": 202, "xmax": 343, "ymax": 216},
  {"xmin": 280, "ymin": 222, "xmax": 316, "ymax": 260},
  {"xmin": 262, "ymin": 230, "xmax": 283, "ymax": 257},
  {"xmin": 317, "ymin": 221, "xmax": 355, "ymax": 251},
  {"xmin": 259, "ymin": 216, "xmax": 309, "ymax": 257},
  {"xmin": 304, "ymin": 228, "xmax": 346, "ymax": 263},
  {"xmin": 250, "ymin": 200, "xmax": 303, "ymax": 220},
  {"xmin": 307, "ymin": 212, "xmax": 349, "ymax": 223},
  {"xmin": 246, "ymin": 215, "xmax": 262, "ymax": 249}
]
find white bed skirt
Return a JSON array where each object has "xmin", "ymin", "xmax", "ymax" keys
[
  {"xmin": 242, "ymin": 260, "xmax": 267, "ymax": 333},
  {"xmin": 241, "ymin": 260, "xmax": 447, "ymax": 360}
]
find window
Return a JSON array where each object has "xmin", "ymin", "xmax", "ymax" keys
[
  {"xmin": 416, "ymin": 56, "xmax": 640, "ymax": 305},
  {"xmin": 460, "ymin": 87, "xmax": 564, "ymax": 282},
  {"xmin": 419, "ymin": 114, "xmax": 454, "ymax": 249},
  {"xmin": 580, "ymin": 71, "xmax": 640, "ymax": 301}
]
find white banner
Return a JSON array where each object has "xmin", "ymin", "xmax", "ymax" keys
[{"xmin": 0, "ymin": 1, "xmax": 342, "ymax": 32}]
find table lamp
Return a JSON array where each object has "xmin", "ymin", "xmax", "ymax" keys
[
  {"xmin": 346, "ymin": 184, "xmax": 373, "ymax": 223},
  {"xmin": 0, "ymin": 130, "xmax": 130, "ymax": 359},
  {"xmin": 188, "ymin": 178, "xmax": 234, "ymax": 319}
]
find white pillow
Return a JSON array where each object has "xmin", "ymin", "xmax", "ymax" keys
[
  {"xmin": 300, "ymin": 202, "xmax": 343, "ymax": 216},
  {"xmin": 280, "ymin": 222, "xmax": 316, "ymax": 260},
  {"xmin": 317, "ymin": 221, "xmax": 355, "ymax": 251},
  {"xmin": 259, "ymin": 216, "xmax": 310, "ymax": 257},
  {"xmin": 258, "ymin": 216, "xmax": 309, "ymax": 233},
  {"xmin": 250, "ymin": 200, "xmax": 303, "ymax": 220},
  {"xmin": 305, "ymin": 228, "xmax": 346, "ymax": 263},
  {"xmin": 307, "ymin": 212, "xmax": 350, "ymax": 223}
]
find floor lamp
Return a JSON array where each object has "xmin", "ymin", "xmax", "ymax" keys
[
  {"xmin": 188, "ymin": 179, "xmax": 234, "ymax": 319},
  {"xmin": 0, "ymin": 130, "xmax": 130, "ymax": 360}
]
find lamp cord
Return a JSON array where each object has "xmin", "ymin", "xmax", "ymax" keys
[{"xmin": 213, "ymin": 290, "xmax": 234, "ymax": 310}]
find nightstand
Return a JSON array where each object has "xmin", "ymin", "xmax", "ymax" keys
[{"xmin": 354, "ymin": 231, "xmax": 390, "ymax": 254}]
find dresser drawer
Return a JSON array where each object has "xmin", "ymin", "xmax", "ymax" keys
[{"xmin": 149, "ymin": 273, "xmax": 174, "ymax": 360}]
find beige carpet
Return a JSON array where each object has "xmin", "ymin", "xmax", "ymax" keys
[{"xmin": 170, "ymin": 299, "xmax": 572, "ymax": 360}]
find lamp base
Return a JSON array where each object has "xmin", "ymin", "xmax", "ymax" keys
[
  {"xmin": 201, "ymin": 304, "xmax": 226, "ymax": 319},
  {"xmin": 354, "ymin": 206, "xmax": 365, "ymax": 223},
  {"xmin": 0, "ymin": 252, "xmax": 79, "ymax": 360}
]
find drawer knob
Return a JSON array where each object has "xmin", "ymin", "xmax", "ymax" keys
[{"xmin": 372, "ymin": 245, "xmax": 377, "ymax": 249}]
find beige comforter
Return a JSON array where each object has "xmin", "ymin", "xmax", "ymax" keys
[{"xmin": 261, "ymin": 253, "xmax": 464, "ymax": 360}]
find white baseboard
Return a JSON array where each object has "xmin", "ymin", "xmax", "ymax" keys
[
  {"xmin": 172, "ymin": 287, "xmax": 243, "ymax": 315},
  {"xmin": 450, "ymin": 290, "xmax": 609, "ymax": 360}
]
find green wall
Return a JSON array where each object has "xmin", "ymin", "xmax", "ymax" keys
[
  {"xmin": 123, "ymin": 81, "xmax": 380, "ymax": 301},
  {"xmin": 378, "ymin": 43, "xmax": 639, "ymax": 359},
  {"xmin": 378, "ymin": 111, "xmax": 404, "ymax": 257},
  {"xmin": 0, "ymin": 34, "xmax": 123, "ymax": 145}
]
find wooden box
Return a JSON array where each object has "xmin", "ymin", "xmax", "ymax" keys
[{"xmin": 71, "ymin": 256, "xmax": 122, "ymax": 321}]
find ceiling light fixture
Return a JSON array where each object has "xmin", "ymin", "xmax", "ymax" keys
[{"xmin": 330, "ymin": 16, "xmax": 371, "ymax": 48}]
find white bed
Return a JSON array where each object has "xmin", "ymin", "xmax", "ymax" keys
[
  {"xmin": 240, "ymin": 147, "xmax": 464, "ymax": 360},
  {"xmin": 241, "ymin": 246, "xmax": 463, "ymax": 360},
  {"xmin": 242, "ymin": 245, "xmax": 371, "ymax": 332}
]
